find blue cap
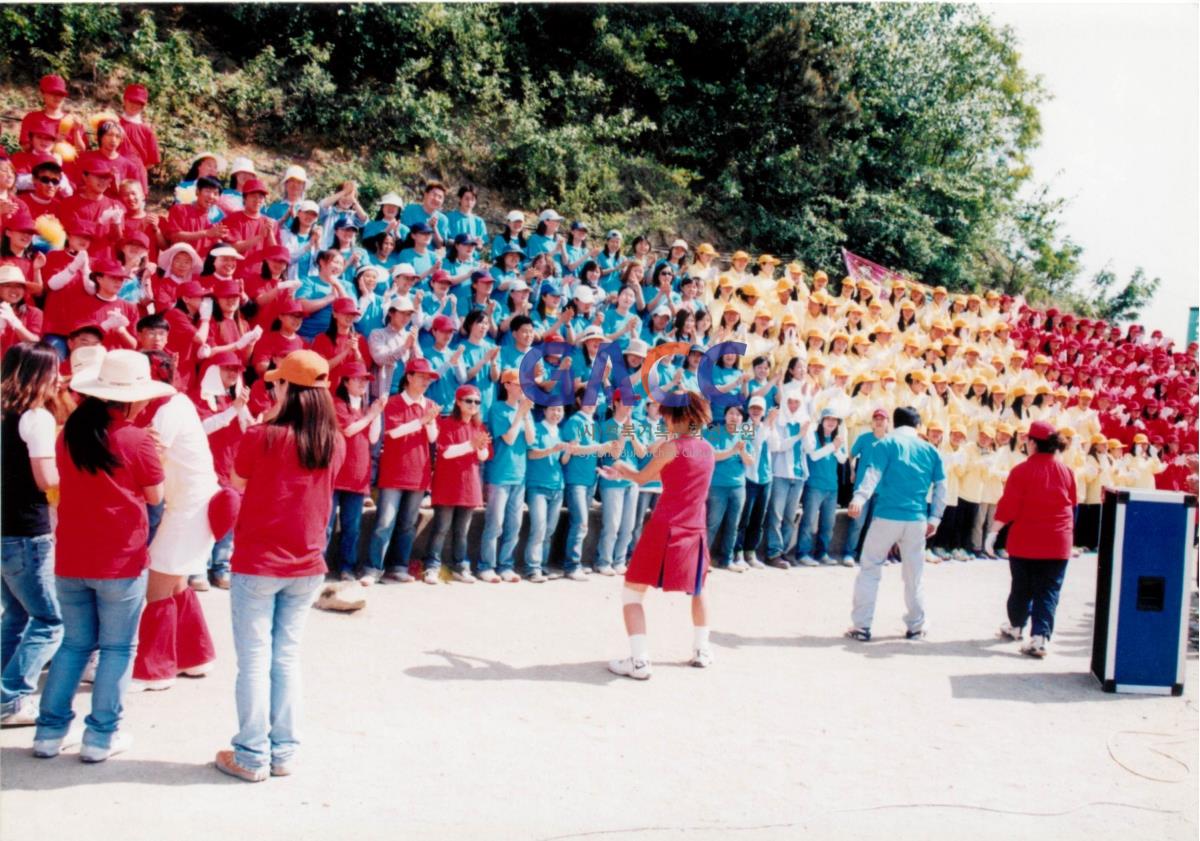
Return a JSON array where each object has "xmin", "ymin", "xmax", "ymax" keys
[
  {"xmin": 470, "ymin": 269, "xmax": 493, "ymax": 284},
  {"xmin": 362, "ymin": 220, "xmax": 389, "ymax": 240},
  {"xmin": 570, "ymin": 220, "xmax": 588, "ymax": 231},
  {"xmin": 497, "ymin": 242, "xmax": 525, "ymax": 258},
  {"xmin": 409, "ymin": 221, "xmax": 433, "ymax": 235},
  {"xmin": 539, "ymin": 281, "xmax": 562, "ymax": 297},
  {"xmin": 333, "ymin": 217, "xmax": 359, "ymax": 231},
  {"xmin": 453, "ymin": 232, "xmax": 475, "ymax": 246},
  {"xmin": 689, "ymin": 344, "xmax": 706, "ymax": 355}
]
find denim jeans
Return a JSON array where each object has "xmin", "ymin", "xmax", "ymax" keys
[
  {"xmin": 1007, "ymin": 558, "xmax": 1069, "ymax": 639},
  {"xmin": 564, "ymin": 483, "xmax": 595, "ymax": 572},
  {"xmin": 842, "ymin": 495, "xmax": 875, "ymax": 560},
  {"xmin": 210, "ymin": 529, "xmax": 234, "ymax": 577},
  {"xmin": 427, "ymin": 506, "xmax": 473, "ymax": 570},
  {"xmin": 795, "ymin": 485, "xmax": 839, "ymax": 559},
  {"xmin": 230, "ymin": 573, "xmax": 324, "ymax": 772},
  {"xmin": 35, "ymin": 572, "xmax": 148, "ymax": 749},
  {"xmin": 525, "ymin": 486, "xmax": 564, "ymax": 574},
  {"xmin": 370, "ymin": 488, "xmax": 425, "ymax": 572},
  {"xmin": 325, "ymin": 490, "xmax": 365, "ymax": 574},
  {"xmin": 734, "ymin": 480, "xmax": 769, "ymax": 556},
  {"xmin": 765, "ymin": 476, "xmax": 804, "ymax": 559},
  {"xmin": 706, "ymin": 484, "xmax": 747, "ymax": 566},
  {"xmin": 597, "ymin": 484, "xmax": 638, "ymax": 570},
  {"xmin": 480, "ymin": 483, "xmax": 525, "ymax": 572},
  {"xmin": 146, "ymin": 501, "xmax": 165, "ymax": 546},
  {"xmin": 1, "ymin": 535, "xmax": 62, "ymax": 713}
]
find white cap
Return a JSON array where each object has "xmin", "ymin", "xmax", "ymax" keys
[
  {"xmin": 652, "ymin": 305, "xmax": 671, "ymax": 318},
  {"xmin": 296, "ymin": 199, "xmax": 320, "ymax": 215},
  {"xmin": 282, "ymin": 164, "xmax": 308, "ymax": 184},
  {"xmin": 625, "ymin": 339, "xmax": 649, "ymax": 357},
  {"xmin": 391, "ymin": 263, "xmax": 418, "ymax": 278},
  {"xmin": 388, "ymin": 295, "xmax": 415, "ymax": 313},
  {"xmin": 573, "ymin": 286, "xmax": 596, "ymax": 304},
  {"xmin": 575, "ymin": 325, "xmax": 604, "ymax": 345},
  {"xmin": 538, "ymin": 209, "xmax": 564, "ymax": 223},
  {"xmin": 378, "ymin": 192, "xmax": 404, "ymax": 207},
  {"xmin": 506, "ymin": 210, "xmax": 525, "ymax": 223},
  {"xmin": 508, "ymin": 279, "xmax": 531, "ymax": 293},
  {"xmin": 671, "ymin": 238, "xmax": 688, "ymax": 250},
  {"xmin": 783, "ymin": 384, "xmax": 805, "ymax": 402},
  {"xmin": 748, "ymin": 396, "xmax": 767, "ymax": 410},
  {"xmin": 228, "ymin": 156, "xmax": 256, "ymax": 176},
  {"xmin": 189, "ymin": 151, "xmax": 227, "ymax": 172},
  {"xmin": 208, "ymin": 245, "xmax": 244, "ymax": 261}
]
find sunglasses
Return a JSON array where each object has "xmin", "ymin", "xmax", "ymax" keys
[
  {"xmin": 460, "ymin": 398, "xmax": 481, "ymax": 405},
  {"xmin": 36, "ymin": 176, "xmax": 59, "ymax": 185}
]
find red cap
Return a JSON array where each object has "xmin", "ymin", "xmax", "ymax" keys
[
  {"xmin": 26, "ymin": 113, "xmax": 59, "ymax": 140},
  {"xmin": 276, "ymin": 297, "xmax": 304, "ymax": 316},
  {"xmin": 117, "ymin": 231, "xmax": 150, "ymax": 251},
  {"xmin": 430, "ymin": 269, "xmax": 452, "ymax": 285},
  {"xmin": 872, "ymin": 408, "xmax": 888, "ymax": 420},
  {"xmin": 1028, "ymin": 420, "xmax": 1056, "ymax": 441},
  {"xmin": 39, "ymin": 74, "xmax": 67, "ymax": 96},
  {"xmin": 3, "ymin": 207, "xmax": 35, "ymax": 234},
  {"xmin": 212, "ymin": 279, "xmax": 241, "ymax": 299},
  {"xmin": 239, "ymin": 178, "xmax": 268, "ymax": 196},
  {"xmin": 336, "ymin": 361, "xmax": 370, "ymax": 380},
  {"xmin": 332, "ymin": 297, "xmax": 361, "ymax": 316},
  {"xmin": 249, "ymin": 245, "xmax": 290, "ymax": 265},
  {"xmin": 66, "ymin": 217, "xmax": 98, "ymax": 239},
  {"xmin": 431, "ymin": 315, "xmax": 456, "ymax": 333},
  {"xmin": 89, "ymin": 255, "xmax": 129, "ymax": 278},
  {"xmin": 177, "ymin": 280, "xmax": 211, "ymax": 298},
  {"xmin": 455, "ymin": 384, "xmax": 481, "ymax": 402},
  {"xmin": 403, "ymin": 357, "xmax": 440, "ymax": 382},
  {"xmin": 79, "ymin": 152, "xmax": 112, "ymax": 178},
  {"xmin": 28, "ymin": 152, "xmax": 62, "ymax": 171},
  {"xmin": 207, "ymin": 350, "xmax": 243, "ymax": 369},
  {"xmin": 123, "ymin": 83, "xmax": 149, "ymax": 104}
]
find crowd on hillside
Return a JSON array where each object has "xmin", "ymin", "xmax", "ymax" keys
[{"xmin": 2, "ymin": 70, "xmax": 1198, "ymax": 770}]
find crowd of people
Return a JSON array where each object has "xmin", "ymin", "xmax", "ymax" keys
[{"xmin": 1, "ymin": 73, "xmax": 1197, "ymax": 775}]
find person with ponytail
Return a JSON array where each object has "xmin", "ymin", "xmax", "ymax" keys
[
  {"xmin": 33, "ymin": 349, "xmax": 170, "ymax": 762},
  {"xmin": 214, "ymin": 350, "xmax": 344, "ymax": 782}
]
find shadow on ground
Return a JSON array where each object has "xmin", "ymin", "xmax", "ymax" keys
[
  {"xmin": 0, "ymin": 748, "xmax": 235, "ymax": 790},
  {"xmin": 404, "ymin": 651, "xmax": 620, "ymax": 686}
]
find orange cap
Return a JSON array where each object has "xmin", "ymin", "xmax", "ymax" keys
[{"xmin": 265, "ymin": 349, "xmax": 331, "ymax": 388}]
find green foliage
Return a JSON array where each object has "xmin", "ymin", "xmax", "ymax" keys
[
  {"xmin": 0, "ymin": 3, "xmax": 1151, "ymax": 319},
  {"xmin": 1084, "ymin": 267, "xmax": 1161, "ymax": 324}
]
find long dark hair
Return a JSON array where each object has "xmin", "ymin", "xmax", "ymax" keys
[
  {"xmin": 2, "ymin": 342, "xmax": 59, "ymax": 417},
  {"xmin": 268, "ymin": 384, "xmax": 338, "ymax": 470},
  {"xmin": 63, "ymin": 396, "xmax": 121, "ymax": 475}
]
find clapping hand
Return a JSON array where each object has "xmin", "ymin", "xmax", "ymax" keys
[
  {"xmin": 847, "ymin": 500, "xmax": 863, "ymax": 520},
  {"xmin": 471, "ymin": 428, "xmax": 492, "ymax": 450},
  {"xmin": 422, "ymin": 402, "xmax": 441, "ymax": 425}
]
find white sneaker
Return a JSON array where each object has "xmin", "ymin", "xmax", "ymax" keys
[
  {"xmin": 130, "ymin": 678, "xmax": 176, "ymax": 692},
  {"xmin": 997, "ymin": 622, "xmax": 1023, "ymax": 642},
  {"xmin": 728, "ymin": 560, "xmax": 747, "ymax": 573},
  {"xmin": 477, "ymin": 569, "xmax": 500, "ymax": 583},
  {"xmin": 32, "ymin": 726, "xmax": 83, "ymax": 759},
  {"xmin": 499, "ymin": 570, "xmax": 520, "ymax": 583},
  {"xmin": 819, "ymin": 555, "xmax": 837, "ymax": 566},
  {"xmin": 596, "ymin": 566, "xmax": 616, "ymax": 577},
  {"xmin": 797, "ymin": 555, "xmax": 819, "ymax": 567},
  {"xmin": 613, "ymin": 563, "xmax": 628, "ymax": 575},
  {"xmin": 80, "ymin": 651, "xmax": 98, "ymax": 684},
  {"xmin": 840, "ymin": 555, "xmax": 856, "ymax": 567},
  {"xmin": 1, "ymin": 695, "xmax": 39, "ymax": 727},
  {"xmin": 358, "ymin": 570, "xmax": 381, "ymax": 587},
  {"xmin": 607, "ymin": 657, "xmax": 653, "ymax": 680},
  {"xmin": 689, "ymin": 648, "xmax": 714, "ymax": 668},
  {"xmin": 746, "ymin": 555, "xmax": 766, "ymax": 569},
  {"xmin": 452, "ymin": 569, "xmax": 477, "ymax": 584},
  {"xmin": 382, "ymin": 571, "xmax": 415, "ymax": 584},
  {"xmin": 566, "ymin": 569, "xmax": 587, "ymax": 582},
  {"xmin": 80, "ymin": 731, "xmax": 132, "ymax": 763},
  {"xmin": 423, "ymin": 570, "xmax": 440, "ymax": 585},
  {"xmin": 1021, "ymin": 635, "xmax": 1048, "ymax": 658}
]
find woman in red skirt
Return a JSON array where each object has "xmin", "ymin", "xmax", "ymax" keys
[{"xmin": 600, "ymin": 391, "xmax": 715, "ymax": 680}]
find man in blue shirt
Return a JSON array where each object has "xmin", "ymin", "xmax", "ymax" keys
[{"xmin": 845, "ymin": 406, "xmax": 947, "ymax": 642}]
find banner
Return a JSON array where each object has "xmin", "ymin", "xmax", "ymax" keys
[{"xmin": 841, "ymin": 248, "xmax": 910, "ymax": 294}]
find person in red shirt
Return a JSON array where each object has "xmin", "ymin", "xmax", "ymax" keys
[
  {"xmin": 310, "ymin": 297, "xmax": 369, "ymax": 390},
  {"xmin": 368, "ymin": 357, "xmax": 441, "ymax": 583},
  {"xmin": 10, "ymin": 115, "xmax": 64, "ymax": 180},
  {"xmin": 0, "ymin": 206, "xmax": 42, "ymax": 299},
  {"xmin": 32, "ymin": 349, "xmax": 170, "ymax": 762},
  {"xmin": 74, "ymin": 118, "xmax": 146, "ymax": 198},
  {"xmin": 163, "ymin": 280, "xmax": 213, "ymax": 394},
  {"xmin": 427, "ymin": 385, "xmax": 491, "ymax": 583},
  {"xmin": 214, "ymin": 349, "xmax": 345, "ymax": 783},
  {"xmin": 241, "ymin": 244, "xmax": 300, "ymax": 331},
  {"xmin": 51, "ymin": 254, "xmax": 139, "ymax": 351},
  {"xmin": 18, "ymin": 74, "xmax": 88, "ymax": 154},
  {"xmin": 152, "ymin": 242, "xmax": 202, "ymax": 314},
  {"xmin": 161, "ymin": 177, "xmax": 227, "ymax": 259},
  {"xmin": 249, "ymin": 297, "xmax": 306, "ymax": 379},
  {"xmin": 56, "ymin": 154, "xmax": 124, "ymax": 251},
  {"xmin": 16, "ymin": 155, "xmax": 67, "ymax": 223},
  {"xmin": 116, "ymin": 179, "xmax": 164, "ymax": 264},
  {"xmin": 221, "ymin": 178, "xmax": 277, "ymax": 256},
  {"xmin": 987, "ymin": 420, "xmax": 1077, "ymax": 659},
  {"xmin": 117, "ymin": 83, "xmax": 161, "ymax": 170},
  {"xmin": 206, "ymin": 278, "xmax": 262, "ymax": 367},
  {"xmin": 0, "ymin": 264, "xmax": 43, "ymax": 354},
  {"xmin": 327, "ymin": 360, "xmax": 385, "ymax": 583}
]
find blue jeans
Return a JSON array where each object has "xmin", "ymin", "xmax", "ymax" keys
[
  {"xmin": 525, "ymin": 486, "xmax": 564, "ymax": 574},
  {"xmin": 325, "ymin": 490, "xmax": 365, "ymax": 574},
  {"xmin": 426, "ymin": 506, "xmax": 473, "ymax": 570},
  {"xmin": 230, "ymin": 573, "xmax": 324, "ymax": 772},
  {"xmin": 843, "ymin": 495, "xmax": 875, "ymax": 559},
  {"xmin": 1007, "ymin": 558, "xmax": 1069, "ymax": 639},
  {"xmin": 210, "ymin": 529, "xmax": 234, "ymax": 578},
  {"xmin": 480, "ymin": 483, "xmax": 525, "ymax": 572},
  {"xmin": 146, "ymin": 501, "xmax": 165, "ymax": 546},
  {"xmin": 765, "ymin": 476, "xmax": 804, "ymax": 559},
  {"xmin": 735, "ymin": 480, "xmax": 770, "ymax": 556},
  {"xmin": 1, "ymin": 535, "xmax": 62, "ymax": 713},
  {"xmin": 564, "ymin": 483, "xmax": 595, "ymax": 572},
  {"xmin": 795, "ymin": 485, "xmax": 838, "ymax": 559},
  {"xmin": 35, "ymin": 572, "xmax": 148, "ymax": 749},
  {"xmin": 370, "ymin": 488, "xmax": 425, "ymax": 572},
  {"xmin": 707, "ymin": 484, "xmax": 747, "ymax": 566},
  {"xmin": 597, "ymin": 484, "xmax": 638, "ymax": 570}
]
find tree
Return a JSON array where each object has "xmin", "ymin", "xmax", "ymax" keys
[{"xmin": 1085, "ymin": 267, "xmax": 1161, "ymax": 324}]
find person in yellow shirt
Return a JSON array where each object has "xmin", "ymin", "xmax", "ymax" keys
[
  {"xmin": 705, "ymin": 273, "xmax": 738, "ymax": 313},
  {"xmin": 691, "ymin": 242, "xmax": 721, "ymax": 291},
  {"xmin": 1078, "ymin": 435, "xmax": 1113, "ymax": 551},
  {"xmin": 1057, "ymin": 428, "xmax": 1088, "ymax": 535},
  {"xmin": 958, "ymin": 424, "xmax": 994, "ymax": 558},
  {"xmin": 934, "ymin": 422, "xmax": 970, "ymax": 560},
  {"xmin": 1126, "ymin": 433, "xmax": 1167, "ymax": 489},
  {"xmin": 1107, "ymin": 439, "xmax": 1130, "ymax": 487},
  {"xmin": 734, "ymin": 282, "xmax": 764, "ymax": 326},
  {"xmin": 727, "ymin": 250, "xmax": 753, "ymax": 287},
  {"xmin": 1064, "ymin": 389, "xmax": 1101, "ymax": 441},
  {"xmin": 772, "ymin": 315, "xmax": 804, "ymax": 372},
  {"xmin": 768, "ymin": 278, "xmax": 803, "ymax": 325},
  {"xmin": 783, "ymin": 262, "xmax": 809, "ymax": 302},
  {"xmin": 756, "ymin": 253, "xmax": 780, "ymax": 286},
  {"xmin": 798, "ymin": 292, "xmax": 834, "ymax": 337},
  {"xmin": 975, "ymin": 423, "xmax": 1012, "ymax": 556},
  {"xmin": 844, "ymin": 373, "xmax": 881, "ymax": 444}
]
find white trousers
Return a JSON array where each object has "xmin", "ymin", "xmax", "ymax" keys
[{"xmin": 850, "ymin": 517, "xmax": 927, "ymax": 633}]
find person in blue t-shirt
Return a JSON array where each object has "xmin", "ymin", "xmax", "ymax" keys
[
  {"xmin": 525, "ymin": 404, "xmax": 568, "ymax": 581},
  {"xmin": 602, "ymin": 284, "xmax": 642, "ymax": 352},
  {"xmin": 445, "ymin": 234, "xmax": 485, "ymax": 290},
  {"xmin": 558, "ymin": 221, "xmax": 596, "ymax": 278},
  {"xmin": 595, "ymin": 393, "xmax": 648, "ymax": 575},
  {"xmin": 296, "ymin": 249, "xmax": 351, "ymax": 340},
  {"xmin": 422, "ymin": 315, "xmax": 464, "ymax": 412},
  {"xmin": 491, "ymin": 210, "xmax": 527, "ymax": 260},
  {"xmin": 457, "ymin": 310, "xmax": 500, "ymax": 417},
  {"xmin": 596, "ymin": 230, "xmax": 629, "ymax": 291},
  {"xmin": 845, "ymin": 406, "xmax": 947, "ymax": 642},
  {"xmin": 842, "ymin": 407, "xmax": 889, "ymax": 565},
  {"xmin": 400, "ymin": 181, "xmax": 450, "ymax": 248},
  {"xmin": 318, "ymin": 181, "xmax": 368, "ymax": 249},
  {"xmin": 361, "ymin": 219, "xmax": 400, "ymax": 282},
  {"xmin": 479, "ymin": 373, "xmax": 534, "ymax": 582},
  {"xmin": 560, "ymin": 395, "xmax": 606, "ymax": 579},
  {"xmin": 707, "ymin": 405, "xmax": 755, "ymax": 570},
  {"xmin": 734, "ymin": 396, "xmax": 774, "ymax": 568},
  {"xmin": 794, "ymin": 408, "xmax": 849, "ymax": 565},
  {"xmin": 524, "ymin": 209, "xmax": 563, "ymax": 262},
  {"xmin": 445, "ymin": 185, "xmax": 487, "ymax": 257},
  {"xmin": 396, "ymin": 222, "xmax": 440, "ymax": 283}
]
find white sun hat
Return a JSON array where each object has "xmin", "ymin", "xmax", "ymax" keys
[{"xmin": 71, "ymin": 349, "xmax": 176, "ymax": 402}]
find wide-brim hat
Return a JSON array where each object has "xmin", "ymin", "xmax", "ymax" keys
[{"xmin": 71, "ymin": 349, "xmax": 176, "ymax": 402}]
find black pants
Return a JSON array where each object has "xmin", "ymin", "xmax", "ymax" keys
[
  {"xmin": 1007, "ymin": 558, "xmax": 1069, "ymax": 639},
  {"xmin": 956, "ymin": 500, "xmax": 979, "ymax": 552},
  {"xmin": 933, "ymin": 503, "xmax": 958, "ymax": 550},
  {"xmin": 427, "ymin": 505, "xmax": 473, "ymax": 569},
  {"xmin": 1076, "ymin": 503, "xmax": 1100, "ymax": 551}
]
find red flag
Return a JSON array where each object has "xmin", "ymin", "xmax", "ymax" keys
[{"xmin": 841, "ymin": 248, "xmax": 908, "ymax": 294}]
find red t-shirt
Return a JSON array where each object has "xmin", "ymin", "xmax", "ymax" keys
[
  {"xmin": 221, "ymin": 211, "xmax": 276, "ymax": 251},
  {"xmin": 164, "ymin": 307, "xmax": 201, "ymax": 393},
  {"xmin": 250, "ymin": 330, "xmax": 305, "ymax": 370},
  {"xmin": 118, "ymin": 117, "xmax": 161, "ymax": 168},
  {"xmin": 994, "ymin": 452, "xmax": 1077, "ymax": 560},
  {"xmin": 377, "ymin": 392, "xmax": 436, "ymax": 491},
  {"xmin": 431, "ymin": 415, "xmax": 489, "ymax": 508},
  {"xmin": 162, "ymin": 203, "xmax": 219, "ymax": 258},
  {"xmin": 17, "ymin": 193, "xmax": 64, "ymax": 225},
  {"xmin": 19, "ymin": 109, "xmax": 87, "ymax": 153},
  {"xmin": 57, "ymin": 193, "xmax": 123, "ymax": 249},
  {"xmin": 55, "ymin": 412, "xmax": 164, "ymax": 578},
  {"xmin": 194, "ymin": 392, "xmax": 243, "ymax": 485},
  {"xmin": 230, "ymin": 424, "xmax": 345, "ymax": 577},
  {"xmin": 0, "ymin": 303, "xmax": 43, "ymax": 356},
  {"xmin": 333, "ymin": 398, "xmax": 372, "ymax": 494}
]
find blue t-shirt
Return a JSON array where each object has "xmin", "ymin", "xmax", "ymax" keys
[
  {"xmin": 296, "ymin": 272, "xmax": 352, "ymax": 340},
  {"xmin": 597, "ymin": 417, "xmax": 638, "ymax": 489},
  {"xmin": 602, "ymin": 308, "xmax": 641, "ymax": 352},
  {"xmin": 485, "ymin": 402, "xmax": 529, "ymax": 485},
  {"xmin": 524, "ymin": 233, "xmax": 557, "ymax": 262},
  {"xmin": 709, "ymin": 426, "xmax": 747, "ymax": 489},
  {"xmin": 400, "ymin": 204, "xmax": 449, "ymax": 241},
  {"xmin": 596, "ymin": 250, "xmax": 624, "ymax": 291},
  {"xmin": 637, "ymin": 419, "xmax": 665, "ymax": 492},
  {"xmin": 396, "ymin": 247, "xmax": 437, "ymax": 278},
  {"xmin": 863, "ymin": 427, "xmax": 945, "ymax": 521},
  {"xmin": 526, "ymin": 421, "xmax": 565, "ymax": 491},
  {"xmin": 805, "ymin": 432, "xmax": 844, "ymax": 492},
  {"xmin": 850, "ymin": 432, "xmax": 883, "ymax": 489},
  {"xmin": 445, "ymin": 211, "xmax": 487, "ymax": 250},
  {"xmin": 422, "ymin": 344, "xmax": 461, "ymax": 412},
  {"xmin": 561, "ymin": 411, "xmax": 600, "ymax": 487}
]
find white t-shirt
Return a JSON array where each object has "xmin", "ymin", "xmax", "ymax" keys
[
  {"xmin": 19, "ymin": 407, "xmax": 56, "ymax": 459},
  {"xmin": 152, "ymin": 394, "xmax": 220, "ymax": 508}
]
